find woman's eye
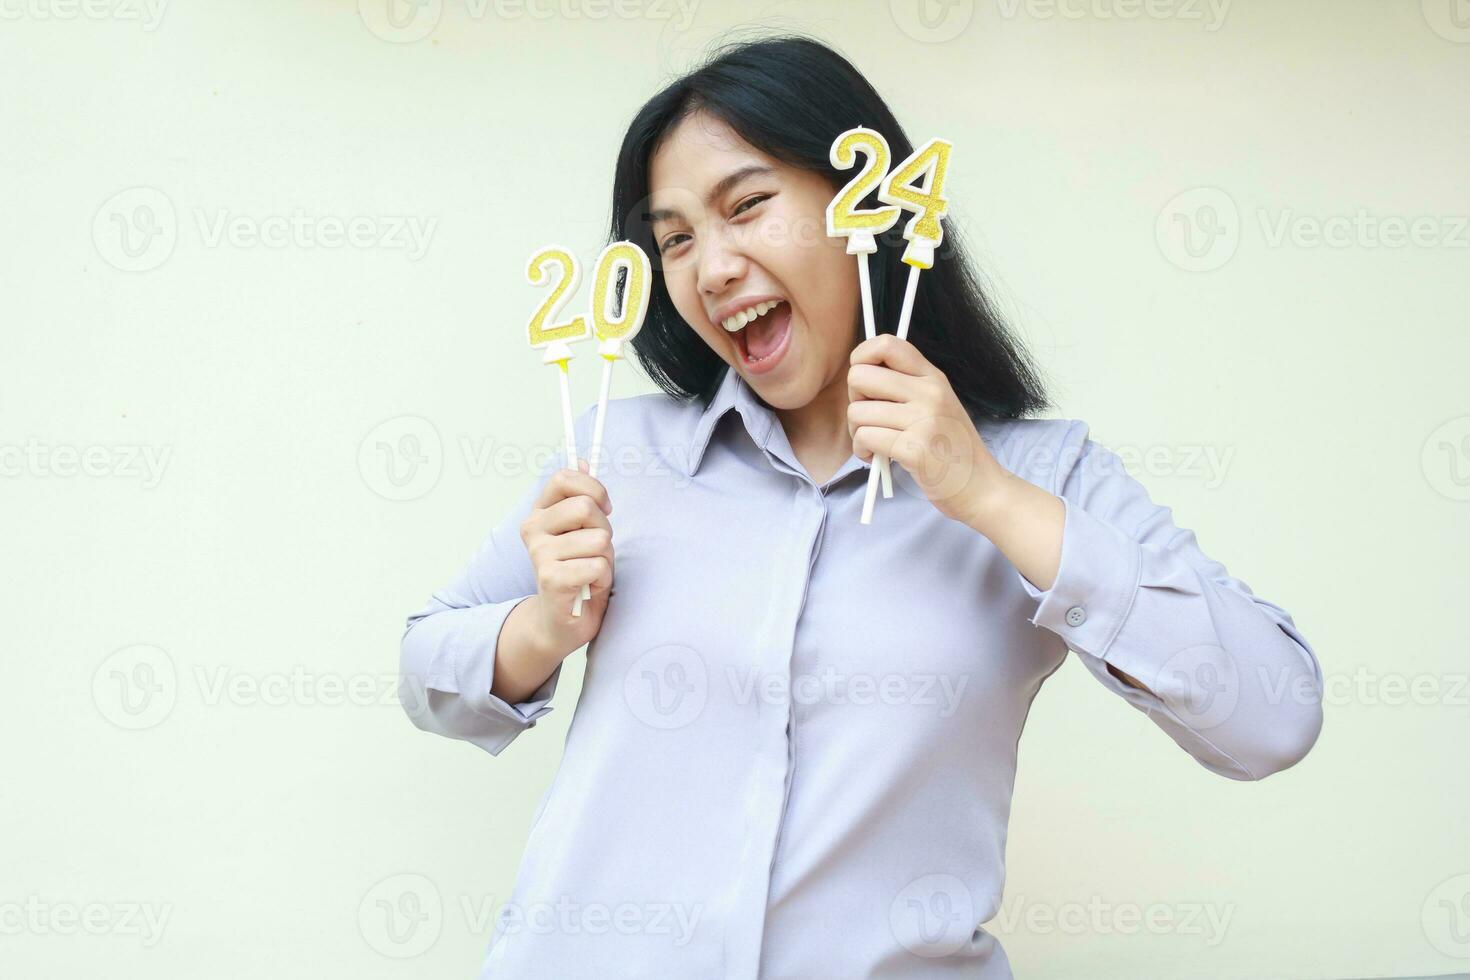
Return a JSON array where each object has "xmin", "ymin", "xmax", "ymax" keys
[
  {"xmin": 733, "ymin": 194, "xmax": 769, "ymax": 216},
  {"xmin": 659, "ymin": 233, "xmax": 689, "ymax": 254}
]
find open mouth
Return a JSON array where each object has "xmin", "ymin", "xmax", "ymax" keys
[{"xmin": 722, "ymin": 300, "xmax": 793, "ymax": 374}]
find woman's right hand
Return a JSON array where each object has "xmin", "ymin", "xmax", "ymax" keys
[{"xmin": 518, "ymin": 459, "xmax": 615, "ymax": 656}]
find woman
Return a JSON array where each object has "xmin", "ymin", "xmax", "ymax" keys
[{"xmin": 400, "ymin": 35, "xmax": 1324, "ymax": 979}]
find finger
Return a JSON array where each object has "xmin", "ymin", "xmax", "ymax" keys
[
  {"xmin": 851, "ymin": 424, "xmax": 901, "ymax": 463},
  {"xmin": 543, "ymin": 526, "xmax": 615, "ymax": 565},
  {"xmin": 535, "ymin": 465, "xmax": 612, "ymax": 514},
  {"xmin": 538, "ymin": 493, "xmax": 613, "ymax": 536},
  {"xmin": 847, "ymin": 362, "xmax": 916, "ymax": 403},
  {"xmin": 849, "ymin": 334, "xmax": 934, "ymax": 377},
  {"xmin": 847, "ymin": 398, "xmax": 915, "ymax": 435},
  {"xmin": 550, "ymin": 556, "xmax": 612, "ymax": 595}
]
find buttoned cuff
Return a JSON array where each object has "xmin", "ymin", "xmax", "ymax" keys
[{"xmin": 1016, "ymin": 494, "xmax": 1141, "ymax": 664}]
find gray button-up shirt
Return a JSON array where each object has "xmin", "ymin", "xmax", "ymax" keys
[{"xmin": 400, "ymin": 364, "xmax": 1324, "ymax": 979}]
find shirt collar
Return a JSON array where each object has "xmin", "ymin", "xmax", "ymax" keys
[
  {"xmin": 687, "ymin": 366, "xmax": 772, "ymax": 477},
  {"xmin": 685, "ymin": 366, "xmax": 870, "ymax": 487}
]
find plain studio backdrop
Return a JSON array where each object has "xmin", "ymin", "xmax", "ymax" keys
[{"xmin": 2, "ymin": 1, "xmax": 1466, "ymax": 978}]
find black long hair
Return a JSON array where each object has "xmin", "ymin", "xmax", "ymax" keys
[{"xmin": 608, "ymin": 33, "xmax": 1050, "ymax": 423}]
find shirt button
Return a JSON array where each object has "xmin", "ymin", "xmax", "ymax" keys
[{"xmin": 1065, "ymin": 606, "xmax": 1087, "ymax": 627}]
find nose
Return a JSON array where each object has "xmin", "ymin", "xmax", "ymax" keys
[{"xmin": 697, "ymin": 231, "xmax": 746, "ymax": 305}]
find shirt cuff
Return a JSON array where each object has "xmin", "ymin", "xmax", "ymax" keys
[
  {"xmin": 404, "ymin": 595, "xmax": 562, "ymax": 756},
  {"xmin": 1015, "ymin": 494, "xmax": 1142, "ymax": 667}
]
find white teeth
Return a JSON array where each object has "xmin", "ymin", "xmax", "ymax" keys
[{"xmin": 721, "ymin": 299, "xmax": 782, "ymax": 332}]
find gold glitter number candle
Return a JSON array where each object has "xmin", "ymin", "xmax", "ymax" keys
[
  {"xmin": 878, "ymin": 136, "xmax": 953, "ymax": 270},
  {"xmin": 525, "ymin": 245, "xmax": 592, "ymax": 475}
]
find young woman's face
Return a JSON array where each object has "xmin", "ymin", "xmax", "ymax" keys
[{"xmin": 648, "ymin": 110, "xmax": 859, "ymax": 411}]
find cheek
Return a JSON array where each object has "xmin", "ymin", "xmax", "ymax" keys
[
  {"xmin": 757, "ymin": 208, "xmax": 859, "ymax": 327},
  {"xmin": 806, "ymin": 243, "xmax": 860, "ymax": 336},
  {"xmin": 661, "ymin": 268, "xmax": 699, "ymax": 327},
  {"xmin": 662, "ymin": 269, "xmax": 722, "ymax": 349}
]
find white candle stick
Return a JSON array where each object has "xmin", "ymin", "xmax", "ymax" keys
[
  {"xmin": 860, "ymin": 135, "xmax": 954, "ymax": 525},
  {"xmin": 557, "ymin": 360, "xmax": 577, "ymax": 471},
  {"xmin": 573, "ymin": 355, "xmax": 615, "ymax": 610},
  {"xmin": 572, "ymin": 240, "xmax": 651, "ymax": 617},
  {"xmin": 855, "ymin": 246, "xmax": 894, "ymax": 500},
  {"xmin": 860, "ymin": 262, "xmax": 923, "ymax": 523}
]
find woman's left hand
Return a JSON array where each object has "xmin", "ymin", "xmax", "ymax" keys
[{"xmin": 846, "ymin": 334, "xmax": 1013, "ymax": 529}]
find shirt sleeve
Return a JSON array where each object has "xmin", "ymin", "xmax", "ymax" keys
[
  {"xmin": 1012, "ymin": 419, "xmax": 1325, "ymax": 781},
  {"xmin": 399, "ymin": 412, "xmax": 589, "ymax": 758}
]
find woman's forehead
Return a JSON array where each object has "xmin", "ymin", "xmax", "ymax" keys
[{"xmin": 650, "ymin": 111, "xmax": 770, "ymax": 191}]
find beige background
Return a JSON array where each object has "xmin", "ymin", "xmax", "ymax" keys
[{"xmin": 2, "ymin": 0, "xmax": 1467, "ymax": 977}]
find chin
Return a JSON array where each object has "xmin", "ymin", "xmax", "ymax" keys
[{"xmin": 741, "ymin": 366, "xmax": 819, "ymax": 411}]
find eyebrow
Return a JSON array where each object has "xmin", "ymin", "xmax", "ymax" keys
[{"xmin": 647, "ymin": 164, "xmax": 776, "ymax": 225}]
